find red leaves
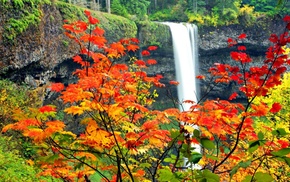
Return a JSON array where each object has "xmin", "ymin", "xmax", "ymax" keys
[
  {"xmin": 238, "ymin": 33, "xmax": 247, "ymax": 39},
  {"xmin": 228, "ymin": 92, "xmax": 238, "ymax": 100},
  {"xmin": 84, "ymin": 10, "xmax": 99, "ymax": 24},
  {"xmin": 270, "ymin": 103, "xmax": 282, "ymax": 113},
  {"xmin": 39, "ymin": 105, "xmax": 56, "ymax": 113},
  {"xmin": 127, "ymin": 44, "xmax": 139, "ymax": 52},
  {"xmin": 50, "ymin": 83, "xmax": 65, "ymax": 92},
  {"xmin": 169, "ymin": 80, "xmax": 179, "ymax": 85},
  {"xmin": 283, "ymin": 15, "xmax": 290, "ymax": 22},
  {"xmin": 134, "ymin": 60, "xmax": 146, "ymax": 66},
  {"xmin": 147, "ymin": 45, "xmax": 158, "ymax": 51},
  {"xmin": 196, "ymin": 75, "xmax": 205, "ymax": 80},
  {"xmin": 227, "ymin": 38, "xmax": 237, "ymax": 47},
  {"xmin": 146, "ymin": 59, "xmax": 157, "ymax": 65},
  {"xmin": 88, "ymin": 16, "xmax": 99, "ymax": 24},
  {"xmin": 141, "ymin": 50, "xmax": 150, "ymax": 56},
  {"xmin": 230, "ymin": 51, "xmax": 250, "ymax": 63},
  {"xmin": 269, "ymin": 34, "xmax": 278, "ymax": 43}
]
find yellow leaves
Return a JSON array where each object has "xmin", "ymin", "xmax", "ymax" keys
[
  {"xmin": 23, "ymin": 128, "xmax": 46, "ymax": 143},
  {"xmin": 108, "ymin": 104, "xmax": 125, "ymax": 120},
  {"xmin": 45, "ymin": 120, "xmax": 65, "ymax": 135},
  {"xmin": 75, "ymin": 152, "xmax": 97, "ymax": 162},
  {"xmin": 184, "ymin": 125, "xmax": 196, "ymax": 133},
  {"xmin": 81, "ymin": 119, "xmax": 115, "ymax": 151},
  {"xmin": 1, "ymin": 123, "xmax": 14, "ymax": 133},
  {"xmin": 125, "ymin": 82, "xmax": 137, "ymax": 92},
  {"xmin": 64, "ymin": 106, "xmax": 87, "ymax": 115}
]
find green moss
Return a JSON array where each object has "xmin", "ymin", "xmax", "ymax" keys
[
  {"xmin": 56, "ymin": 2, "xmax": 137, "ymax": 41},
  {"xmin": 62, "ymin": 40, "xmax": 69, "ymax": 47},
  {"xmin": 138, "ymin": 21, "xmax": 171, "ymax": 48},
  {"xmin": 56, "ymin": 1, "xmax": 87, "ymax": 21},
  {"xmin": 1, "ymin": 0, "xmax": 50, "ymax": 41},
  {"xmin": 101, "ymin": 13, "xmax": 137, "ymax": 40}
]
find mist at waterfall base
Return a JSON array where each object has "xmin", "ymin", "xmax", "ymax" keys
[{"xmin": 163, "ymin": 22, "xmax": 202, "ymax": 170}]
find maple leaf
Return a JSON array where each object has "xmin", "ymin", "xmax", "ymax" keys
[
  {"xmin": 237, "ymin": 45, "xmax": 246, "ymax": 51},
  {"xmin": 90, "ymin": 35, "xmax": 107, "ymax": 48},
  {"xmin": 75, "ymin": 152, "xmax": 97, "ymax": 161},
  {"xmin": 1, "ymin": 123, "xmax": 14, "ymax": 133},
  {"xmin": 88, "ymin": 15, "xmax": 99, "ymax": 24},
  {"xmin": 84, "ymin": 10, "xmax": 91, "ymax": 16},
  {"xmin": 73, "ymin": 55, "xmax": 85, "ymax": 66},
  {"xmin": 196, "ymin": 75, "xmax": 205, "ymax": 80},
  {"xmin": 75, "ymin": 21, "xmax": 88, "ymax": 32},
  {"xmin": 227, "ymin": 37, "xmax": 237, "ymax": 47},
  {"xmin": 39, "ymin": 105, "xmax": 56, "ymax": 113},
  {"xmin": 269, "ymin": 103, "xmax": 282, "ymax": 113},
  {"xmin": 110, "ymin": 42, "xmax": 126, "ymax": 56},
  {"xmin": 141, "ymin": 50, "xmax": 150, "ymax": 56},
  {"xmin": 169, "ymin": 80, "xmax": 179, "ymax": 85},
  {"xmin": 49, "ymin": 83, "xmax": 65, "ymax": 92},
  {"xmin": 23, "ymin": 128, "xmax": 46, "ymax": 143},
  {"xmin": 146, "ymin": 59, "xmax": 157, "ymax": 65},
  {"xmin": 228, "ymin": 92, "xmax": 238, "ymax": 100},
  {"xmin": 147, "ymin": 46, "xmax": 158, "ymax": 51},
  {"xmin": 120, "ymin": 38, "xmax": 130, "ymax": 44},
  {"xmin": 141, "ymin": 120, "xmax": 158, "ymax": 132},
  {"xmin": 251, "ymin": 103, "xmax": 268, "ymax": 116},
  {"xmin": 63, "ymin": 24, "xmax": 74, "ymax": 32},
  {"xmin": 64, "ymin": 106, "xmax": 87, "ymax": 115},
  {"xmin": 130, "ymin": 38, "xmax": 139, "ymax": 44},
  {"xmin": 283, "ymin": 15, "xmax": 290, "ymax": 22},
  {"xmin": 92, "ymin": 26, "xmax": 105, "ymax": 36},
  {"xmin": 134, "ymin": 60, "xmax": 146, "ymax": 66},
  {"xmin": 238, "ymin": 33, "xmax": 247, "ymax": 39},
  {"xmin": 127, "ymin": 44, "xmax": 139, "ymax": 52}
]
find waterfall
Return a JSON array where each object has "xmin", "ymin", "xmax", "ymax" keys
[{"xmin": 163, "ymin": 22, "xmax": 201, "ymax": 169}]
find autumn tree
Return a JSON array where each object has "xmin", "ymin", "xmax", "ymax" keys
[{"xmin": 2, "ymin": 11, "xmax": 290, "ymax": 182}]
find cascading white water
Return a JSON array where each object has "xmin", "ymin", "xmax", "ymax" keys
[{"xmin": 163, "ymin": 22, "xmax": 201, "ymax": 169}]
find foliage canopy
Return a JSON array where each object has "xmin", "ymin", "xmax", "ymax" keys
[{"xmin": 2, "ymin": 11, "xmax": 290, "ymax": 182}]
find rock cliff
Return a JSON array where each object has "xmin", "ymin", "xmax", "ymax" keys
[{"xmin": 0, "ymin": 2, "xmax": 287, "ymax": 104}]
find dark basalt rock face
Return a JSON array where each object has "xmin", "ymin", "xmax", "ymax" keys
[
  {"xmin": 0, "ymin": 2, "xmax": 286, "ymax": 106},
  {"xmin": 197, "ymin": 16, "xmax": 287, "ymax": 101},
  {"xmin": 0, "ymin": 4, "xmax": 137, "ymax": 88},
  {"xmin": 0, "ymin": 4, "xmax": 78, "ymax": 86}
]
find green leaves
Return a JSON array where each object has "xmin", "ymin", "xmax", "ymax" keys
[
  {"xmin": 271, "ymin": 148, "xmax": 290, "ymax": 157},
  {"xmin": 242, "ymin": 172, "xmax": 274, "ymax": 182},
  {"xmin": 201, "ymin": 169, "xmax": 220, "ymax": 182},
  {"xmin": 157, "ymin": 167, "xmax": 184, "ymax": 182},
  {"xmin": 201, "ymin": 138, "xmax": 215, "ymax": 150},
  {"xmin": 230, "ymin": 160, "xmax": 252, "ymax": 179},
  {"xmin": 189, "ymin": 152, "xmax": 203, "ymax": 164}
]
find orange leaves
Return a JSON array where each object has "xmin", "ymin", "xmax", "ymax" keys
[
  {"xmin": 127, "ymin": 44, "xmax": 139, "ymax": 52},
  {"xmin": 39, "ymin": 105, "xmax": 56, "ymax": 113},
  {"xmin": 251, "ymin": 102, "xmax": 268, "ymax": 116},
  {"xmin": 73, "ymin": 55, "xmax": 86, "ymax": 66},
  {"xmin": 61, "ymin": 84, "xmax": 93, "ymax": 103},
  {"xmin": 169, "ymin": 80, "xmax": 179, "ymax": 85},
  {"xmin": 49, "ymin": 83, "xmax": 65, "ymax": 92},
  {"xmin": 80, "ymin": 119, "xmax": 115, "ymax": 151},
  {"xmin": 23, "ymin": 128, "xmax": 46, "ymax": 143}
]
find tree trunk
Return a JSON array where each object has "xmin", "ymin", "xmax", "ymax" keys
[{"xmin": 106, "ymin": 0, "xmax": 111, "ymax": 14}]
